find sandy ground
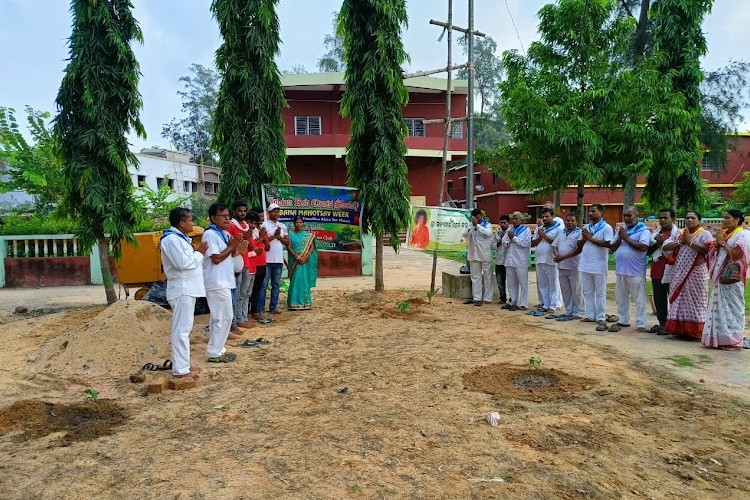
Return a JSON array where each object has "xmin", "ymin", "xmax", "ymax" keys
[{"xmin": 1, "ymin": 248, "xmax": 750, "ymax": 499}]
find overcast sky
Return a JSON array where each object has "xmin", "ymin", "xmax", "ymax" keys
[{"xmin": 1, "ymin": 0, "xmax": 748, "ymax": 152}]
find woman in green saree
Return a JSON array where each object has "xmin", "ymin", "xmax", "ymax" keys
[{"xmin": 286, "ymin": 216, "xmax": 318, "ymax": 310}]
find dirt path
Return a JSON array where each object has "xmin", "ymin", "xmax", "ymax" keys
[{"xmin": 1, "ymin": 248, "xmax": 749, "ymax": 499}]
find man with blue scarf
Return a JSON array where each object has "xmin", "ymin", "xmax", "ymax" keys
[
  {"xmin": 503, "ymin": 211, "xmax": 532, "ymax": 310},
  {"xmin": 462, "ymin": 208, "xmax": 494, "ymax": 306},
  {"xmin": 579, "ymin": 204, "xmax": 614, "ymax": 330},
  {"xmin": 608, "ymin": 206, "xmax": 651, "ymax": 332},
  {"xmin": 532, "ymin": 208, "xmax": 563, "ymax": 313},
  {"xmin": 160, "ymin": 207, "xmax": 208, "ymax": 380}
]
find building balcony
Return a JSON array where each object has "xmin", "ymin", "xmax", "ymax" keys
[{"xmin": 284, "ymin": 133, "xmax": 467, "ymax": 158}]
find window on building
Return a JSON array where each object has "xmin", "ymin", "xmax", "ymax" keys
[
  {"xmin": 156, "ymin": 177, "xmax": 165, "ymax": 189},
  {"xmin": 492, "ymin": 172, "xmax": 499, "ymax": 185},
  {"xmin": 137, "ymin": 175, "xmax": 146, "ymax": 187},
  {"xmin": 191, "ymin": 182, "xmax": 198, "ymax": 193},
  {"xmin": 447, "ymin": 180, "xmax": 453, "ymax": 195},
  {"xmin": 183, "ymin": 181, "xmax": 191, "ymax": 193},
  {"xmin": 450, "ymin": 121, "xmax": 463, "ymax": 139},
  {"xmin": 701, "ymin": 156, "xmax": 722, "ymax": 171},
  {"xmin": 204, "ymin": 181, "xmax": 218, "ymax": 194},
  {"xmin": 168, "ymin": 179, "xmax": 174, "ymax": 190},
  {"xmin": 474, "ymin": 173, "xmax": 481, "ymax": 186},
  {"xmin": 295, "ymin": 116, "xmax": 322, "ymax": 135},
  {"xmin": 404, "ymin": 118, "xmax": 425, "ymax": 137}
]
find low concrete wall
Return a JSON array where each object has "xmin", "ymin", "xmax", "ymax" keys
[{"xmin": 4, "ymin": 256, "xmax": 91, "ymax": 287}]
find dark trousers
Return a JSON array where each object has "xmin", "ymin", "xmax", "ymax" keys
[
  {"xmin": 250, "ymin": 264, "xmax": 267, "ymax": 315},
  {"xmin": 652, "ymin": 278, "xmax": 669, "ymax": 327},
  {"xmin": 495, "ymin": 264, "xmax": 507, "ymax": 302}
]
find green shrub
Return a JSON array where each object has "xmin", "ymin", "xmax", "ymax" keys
[{"xmin": 0, "ymin": 213, "xmax": 80, "ymax": 235}]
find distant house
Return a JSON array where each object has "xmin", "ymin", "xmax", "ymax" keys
[{"xmin": 135, "ymin": 149, "xmax": 220, "ymax": 200}]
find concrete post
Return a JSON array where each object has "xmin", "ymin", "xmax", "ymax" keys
[
  {"xmin": 0, "ymin": 238, "xmax": 7, "ymax": 288},
  {"xmin": 89, "ymin": 241, "xmax": 103, "ymax": 285}
]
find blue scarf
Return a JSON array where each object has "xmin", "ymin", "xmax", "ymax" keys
[
  {"xmin": 543, "ymin": 220, "xmax": 562, "ymax": 232},
  {"xmin": 587, "ymin": 219, "xmax": 606, "ymax": 235},
  {"xmin": 513, "ymin": 224, "xmax": 528, "ymax": 236},
  {"xmin": 160, "ymin": 228, "xmax": 191, "ymax": 244},
  {"xmin": 564, "ymin": 227, "xmax": 581, "ymax": 237},
  {"xmin": 626, "ymin": 221, "xmax": 647, "ymax": 236},
  {"xmin": 207, "ymin": 223, "xmax": 229, "ymax": 244}
]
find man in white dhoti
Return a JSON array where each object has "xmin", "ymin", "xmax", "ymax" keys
[
  {"xmin": 462, "ymin": 209, "xmax": 494, "ymax": 306},
  {"xmin": 552, "ymin": 213, "xmax": 584, "ymax": 320},
  {"xmin": 160, "ymin": 207, "xmax": 208, "ymax": 380},
  {"xmin": 532, "ymin": 208, "xmax": 563, "ymax": 313},
  {"xmin": 503, "ymin": 211, "xmax": 532, "ymax": 310}
]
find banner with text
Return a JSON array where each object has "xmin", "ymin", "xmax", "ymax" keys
[
  {"xmin": 405, "ymin": 205, "xmax": 472, "ymax": 251},
  {"xmin": 262, "ymin": 184, "xmax": 362, "ymax": 253}
]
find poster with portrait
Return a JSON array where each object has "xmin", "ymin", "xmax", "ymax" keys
[{"xmin": 405, "ymin": 205, "xmax": 472, "ymax": 251}]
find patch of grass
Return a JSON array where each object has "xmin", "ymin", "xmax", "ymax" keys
[
  {"xmin": 396, "ymin": 300, "xmax": 412, "ymax": 312},
  {"xmin": 671, "ymin": 355, "xmax": 696, "ymax": 368}
]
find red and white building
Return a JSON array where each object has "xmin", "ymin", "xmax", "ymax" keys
[{"xmin": 282, "ymin": 73, "xmax": 468, "ymax": 206}]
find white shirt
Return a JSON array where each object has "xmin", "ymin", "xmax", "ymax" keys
[
  {"xmin": 533, "ymin": 222, "xmax": 562, "ymax": 265},
  {"xmin": 612, "ymin": 223, "xmax": 652, "ymax": 277},
  {"xmin": 462, "ymin": 220, "xmax": 493, "ymax": 262},
  {"xmin": 160, "ymin": 227, "xmax": 206, "ymax": 301},
  {"xmin": 262, "ymin": 219, "xmax": 288, "ymax": 264},
  {"xmin": 502, "ymin": 224, "xmax": 532, "ymax": 269},
  {"xmin": 552, "ymin": 227, "xmax": 583, "ymax": 271},
  {"xmin": 493, "ymin": 228, "xmax": 508, "ymax": 265},
  {"xmin": 202, "ymin": 226, "xmax": 236, "ymax": 291},
  {"xmin": 579, "ymin": 220, "xmax": 613, "ymax": 275}
]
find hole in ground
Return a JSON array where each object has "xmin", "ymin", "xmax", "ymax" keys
[{"xmin": 462, "ymin": 363, "xmax": 593, "ymax": 401}]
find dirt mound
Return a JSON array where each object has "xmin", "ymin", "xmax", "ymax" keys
[
  {"xmin": 31, "ymin": 300, "xmax": 174, "ymax": 377},
  {"xmin": 462, "ymin": 363, "xmax": 593, "ymax": 401},
  {"xmin": 0, "ymin": 398, "xmax": 128, "ymax": 446}
]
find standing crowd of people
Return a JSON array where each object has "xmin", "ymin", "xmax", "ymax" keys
[
  {"xmin": 158, "ymin": 202, "xmax": 318, "ymax": 380},
  {"xmin": 465, "ymin": 204, "xmax": 750, "ymax": 350}
]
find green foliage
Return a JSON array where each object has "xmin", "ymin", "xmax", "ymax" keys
[
  {"xmin": 161, "ymin": 63, "xmax": 220, "ymax": 165},
  {"xmin": 730, "ymin": 172, "xmax": 750, "ymax": 214},
  {"xmin": 318, "ymin": 11, "xmax": 345, "ymax": 72},
  {"xmin": 0, "ymin": 213, "xmax": 80, "ymax": 235},
  {"xmin": 527, "ymin": 356, "xmax": 542, "ymax": 370},
  {"xmin": 396, "ymin": 299, "xmax": 412, "ymax": 312},
  {"xmin": 457, "ymin": 36, "xmax": 503, "ymax": 115},
  {"xmin": 643, "ymin": 0, "xmax": 714, "ymax": 208},
  {"xmin": 0, "ymin": 106, "xmax": 64, "ymax": 210},
  {"xmin": 211, "ymin": 0, "xmax": 289, "ymax": 209},
  {"xmin": 83, "ymin": 388, "xmax": 100, "ymax": 402},
  {"xmin": 133, "ymin": 177, "xmax": 190, "ymax": 222},
  {"xmin": 490, "ymin": 0, "xmax": 638, "ymax": 218},
  {"xmin": 54, "ymin": 0, "xmax": 145, "ymax": 259},
  {"xmin": 338, "ymin": 0, "xmax": 411, "ymax": 250}
]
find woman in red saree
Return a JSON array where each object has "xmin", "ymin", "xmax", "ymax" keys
[
  {"xmin": 702, "ymin": 209, "xmax": 750, "ymax": 349},
  {"xmin": 663, "ymin": 211, "xmax": 714, "ymax": 340}
]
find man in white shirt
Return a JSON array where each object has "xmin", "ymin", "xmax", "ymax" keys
[
  {"xmin": 532, "ymin": 208, "xmax": 563, "ymax": 313},
  {"xmin": 609, "ymin": 206, "xmax": 652, "ymax": 332},
  {"xmin": 202, "ymin": 203, "xmax": 244, "ymax": 363},
  {"xmin": 502, "ymin": 211, "xmax": 532, "ymax": 310},
  {"xmin": 461, "ymin": 208, "xmax": 494, "ymax": 306},
  {"xmin": 493, "ymin": 214, "xmax": 510, "ymax": 305},
  {"xmin": 579, "ymin": 204, "xmax": 614, "ymax": 331},
  {"xmin": 160, "ymin": 207, "xmax": 208, "ymax": 379},
  {"xmin": 552, "ymin": 212, "xmax": 584, "ymax": 319},
  {"xmin": 259, "ymin": 203, "xmax": 290, "ymax": 315}
]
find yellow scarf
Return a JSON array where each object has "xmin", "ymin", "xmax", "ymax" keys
[
  {"xmin": 680, "ymin": 226, "xmax": 704, "ymax": 238},
  {"xmin": 722, "ymin": 226, "xmax": 743, "ymax": 242}
]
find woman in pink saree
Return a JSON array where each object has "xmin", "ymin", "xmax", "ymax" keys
[
  {"xmin": 663, "ymin": 211, "xmax": 713, "ymax": 340},
  {"xmin": 702, "ymin": 209, "xmax": 750, "ymax": 349}
]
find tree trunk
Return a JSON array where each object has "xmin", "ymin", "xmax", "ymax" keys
[
  {"xmin": 623, "ymin": 174, "xmax": 636, "ymax": 208},
  {"xmin": 554, "ymin": 190, "xmax": 562, "ymax": 214},
  {"xmin": 375, "ymin": 233, "xmax": 384, "ymax": 292},
  {"xmin": 671, "ymin": 179, "xmax": 677, "ymax": 212},
  {"xmin": 98, "ymin": 237, "xmax": 118, "ymax": 305},
  {"xmin": 577, "ymin": 182, "xmax": 585, "ymax": 224}
]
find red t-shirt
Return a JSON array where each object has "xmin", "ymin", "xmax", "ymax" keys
[
  {"xmin": 650, "ymin": 229, "xmax": 672, "ymax": 280},
  {"xmin": 227, "ymin": 220, "xmax": 251, "ymax": 270}
]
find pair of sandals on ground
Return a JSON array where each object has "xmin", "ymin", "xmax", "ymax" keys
[
  {"xmin": 580, "ymin": 314, "xmax": 645, "ymax": 332},
  {"xmin": 526, "ymin": 307, "xmax": 579, "ymax": 322}
]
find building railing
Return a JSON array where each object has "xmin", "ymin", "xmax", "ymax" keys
[
  {"xmin": 0, "ymin": 234, "xmax": 103, "ymax": 287},
  {"xmin": 1, "ymin": 234, "xmax": 85, "ymax": 258},
  {"xmin": 674, "ymin": 218, "xmax": 723, "ymax": 228}
]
